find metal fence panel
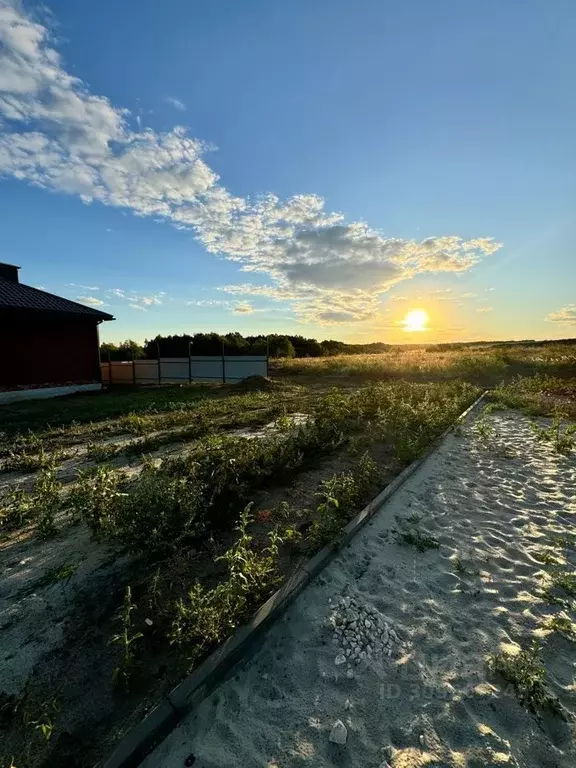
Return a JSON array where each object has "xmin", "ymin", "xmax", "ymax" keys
[
  {"xmin": 134, "ymin": 360, "xmax": 159, "ymax": 383},
  {"xmin": 100, "ymin": 356, "xmax": 268, "ymax": 385},
  {"xmin": 223, "ymin": 356, "xmax": 268, "ymax": 380}
]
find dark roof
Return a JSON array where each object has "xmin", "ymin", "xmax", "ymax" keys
[{"xmin": 0, "ymin": 277, "xmax": 114, "ymax": 321}]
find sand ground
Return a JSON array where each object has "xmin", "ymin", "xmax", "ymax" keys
[{"xmin": 142, "ymin": 408, "xmax": 576, "ymax": 768}]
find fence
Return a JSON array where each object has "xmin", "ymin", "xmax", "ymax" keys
[{"xmin": 100, "ymin": 356, "xmax": 268, "ymax": 386}]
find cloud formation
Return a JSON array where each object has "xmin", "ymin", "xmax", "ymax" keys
[
  {"xmin": 166, "ymin": 96, "xmax": 186, "ymax": 111},
  {"xmin": 545, "ymin": 305, "xmax": 576, "ymax": 325},
  {"xmin": 233, "ymin": 301, "xmax": 256, "ymax": 315},
  {"xmin": 103, "ymin": 287, "xmax": 165, "ymax": 308},
  {"xmin": 0, "ymin": 2, "xmax": 502, "ymax": 324},
  {"xmin": 76, "ymin": 295, "xmax": 105, "ymax": 306},
  {"xmin": 476, "ymin": 306, "xmax": 494, "ymax": 313}
]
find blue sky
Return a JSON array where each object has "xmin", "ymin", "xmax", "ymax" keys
[{"xmin": 0, "ymin": 0, "xmax": 575, "ymax": 344}]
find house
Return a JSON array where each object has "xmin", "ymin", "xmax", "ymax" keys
[{"xmin": 0, "ymin": 263, "xmax": 114, "ymax": 402}]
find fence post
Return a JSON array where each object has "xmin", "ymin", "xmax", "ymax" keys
[
  {"xmin": 157, "ymin": 341, "xmax": 162, "ymax": 385},
  {"xmin": 132, "ymin": 349, "xmax": 136, "ymax": 386},
  {"xmin": 221, "ymin": 340, "xmax": 226, "ymax": 384},
  {"xmin": 266, "ymin": 336, "xmax": 270, "ymax": 377},
  {"xmin": 108, "ymin": 350, "xmax": 113, "ymax": 385},
  {"xmin": 188, "ymin": 341, "xmax": 192, "ymax": 384}
]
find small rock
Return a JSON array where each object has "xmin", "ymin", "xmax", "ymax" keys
[
  {"xmin": 365, "ymin": 619, "xmax": 372, "ymax": 629},
  {"xmin": 335, "ymin": 654, "xmax": 346, "ymax": 665},
  {"xmin": 329, "ymin": 719, "xmax": 348, "ymax": 745},
  {"xmin": 344, "ymin": 698, "xmax": 351, "ymax": 710},
  {"xmin": 360, "ymin": 651, "xmax": 367, "ymax": 660},
  {"xmin": 346, "ymin": 667, "xmax": 354, "ymax": 679}
]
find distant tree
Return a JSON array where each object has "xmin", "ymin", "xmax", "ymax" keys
[
  {"xmin": 137, "ymin": 330, "xmax": 395, "ymax": 359},
  {"xmin": 119, "ymin": 339, "xmax": 145, "ymax": 359},
  {"xmin": 100, "ymin": 339, "xmax": 144, "ymax": 361},
  {"xmin": 264, "ymin": 335, "xmax": 295, "ymax": 358}
]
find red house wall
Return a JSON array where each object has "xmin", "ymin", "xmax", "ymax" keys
[{"xmin": 1, "ymin": 312, "xmax": 102, "ymax": 389}]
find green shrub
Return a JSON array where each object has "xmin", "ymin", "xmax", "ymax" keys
[
  {"xmin": 115, "ymin": 464, "xmax": 204, "ymax": 552},
  {"xmin": 0, "ymin": 465, "xmax": 63, "ymax": 538},
  {"xmin": 308, "ymin": 454, "xmax": 380, "ymax": 548},
  {"xmin": 531, "ymin": 416, "xmax": 576, "ymax": 455},
  {"xmin": 170, "ymin": 506, "xmax": 283, "ymax": 651},
  {"xmin": 69, "ymin": 380, "xmax": 478, "ymax": 554},
  {"xmin": 489, "ymin": 643, "xmax": 561, "ymax": 713},
  {"xmin": 393, "ymin": 514, "xmax": 440, "ymax": 552},
  {"xmin": 67, "ymin": 465, "xmax": 127, "ymax": 538}
]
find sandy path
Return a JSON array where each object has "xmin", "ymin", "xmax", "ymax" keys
[{"xmin": 142, "ymin": 408, "xmax": 576, "ymax": 768}]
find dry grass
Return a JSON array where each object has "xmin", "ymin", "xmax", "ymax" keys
[{"xmin": 272, "ymin": 343, "xmax": 576, "ymax": 387}]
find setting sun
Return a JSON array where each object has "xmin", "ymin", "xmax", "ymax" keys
[{"xmin": 402, "ymin": 309, "xmax": 429, "ymax": 332}]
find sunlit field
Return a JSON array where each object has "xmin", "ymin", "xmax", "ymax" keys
[{"xmin": 272, "ymin": 342, "xmax": 576, "ymax": 386}]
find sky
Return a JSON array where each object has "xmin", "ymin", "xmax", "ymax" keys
[{"xmin": 0, "ymin": 0, "xmax": 575, "ymax": 345}]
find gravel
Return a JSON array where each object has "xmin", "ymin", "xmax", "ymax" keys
[{"xmin": 326, "ymin": 595, "xmax": 403, "ymax": 671}]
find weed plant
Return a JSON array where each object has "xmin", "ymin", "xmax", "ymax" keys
[
  {"xmin": 0, "ymin": 465, "xmax": 62, "ymax": 537},
  {"xmin": 170, "ymin": 505, "xmax": 283, "ymax": 652},
  {"xmin": 308, "ymin": 454, "xmax": 380, "ymax": 548},
  {"xmin": 489, "ymin": 643, "xmax": 561, "ymax": 714},
  {"xmin": 110, "ymin": 586, "xmax": 143, "ymax": 688},
  {"xmin": 393, "ymin": 515, "xmax": 440, "ymax": 552},
  {"xmin": 69, "ymin": 382, "xmax": 475, "ymax": 553},
  {"xmin": 531, "ymin": 415, "xmax": 576, "ymax": 455}
]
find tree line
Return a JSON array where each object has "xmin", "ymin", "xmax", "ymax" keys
[{"xmin": 100, "ymin": 333, "xmax": 390, "ymax": 361}]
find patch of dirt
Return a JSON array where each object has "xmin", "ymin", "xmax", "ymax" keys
[{"xmin": 228, "ymin": 375, "xmax": 280, "ymax": 392}]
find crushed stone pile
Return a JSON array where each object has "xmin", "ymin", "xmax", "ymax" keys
[{"xmin": 326, "ymin": 595, "xmax": 403, "ymax": 674}]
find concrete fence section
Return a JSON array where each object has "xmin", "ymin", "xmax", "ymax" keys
[{"xmin": 100, "ymin": 356, "xmax": 268, "ymax": 386}]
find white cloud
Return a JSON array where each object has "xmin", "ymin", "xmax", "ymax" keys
[
  {"xmin": 476, "ymin": 306, "xmax": 493, "ymax": 313},
  {"xmin": 76, "ymin": 295, "xmax": 105, "ymax": 306},
  {"xmin": 462, "ymin": 292, "xmax": 477, "ymax": 298},
  {"xmin": 545, "ymin": 305, "xmax": 576, "ymax": 325},
  {"xmin": 0, "ymin": 2, "xmax": 502, "ymax": 325},
  {"xmin": 389, "ymin": 295, "xmax": 408, "ymax": 302},
  {"xmin": 233, "ymin": 301, "xmax": 256, "ymax": 315},
  {"xmin": 166, "ymin": 96, "xmax": 186, "ymax": 111},
  {"xmin": 187, "ymin": 299, "xmax": 231, "ymax": 307},
  {"xmin": 104, "ymin": 287, "xmax": 163, "ymax": 306},
  {"xmin": 67, "ymin": 282, "xmax": 98, "ymax": 290},
  {"xmin": 128, "ymin": 303, "xmax": 146, "ymax": 311}
]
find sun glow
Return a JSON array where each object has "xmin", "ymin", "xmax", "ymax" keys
[{"xmin": 402, "ymin": 308, "xmax": 429, "ymax": 332}]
